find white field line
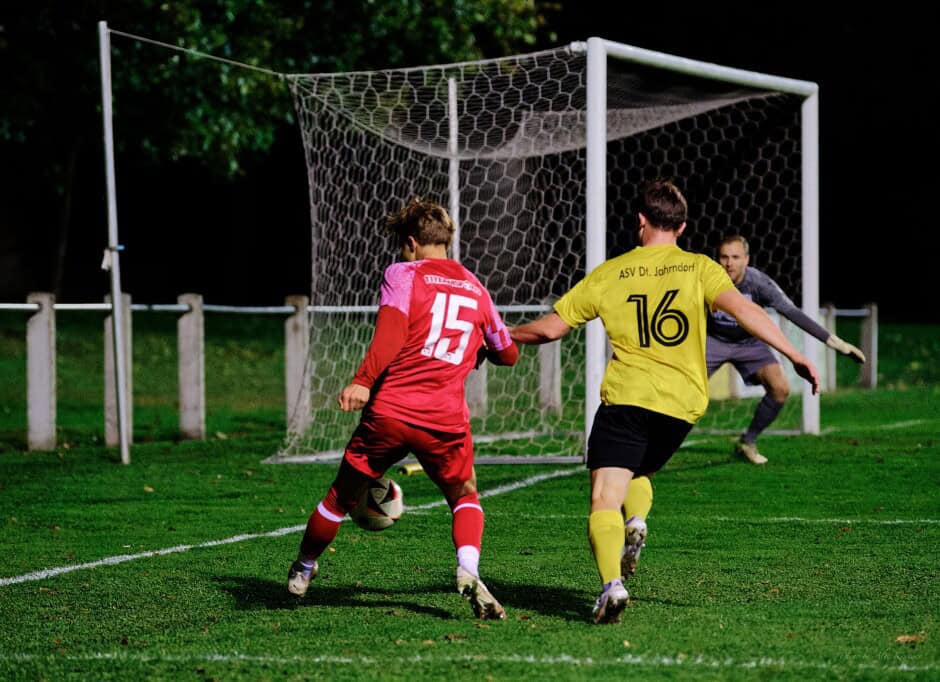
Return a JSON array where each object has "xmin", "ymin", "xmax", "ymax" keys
[
  {"xmin": 0, "ymin": 651, "xmax": 932, "ymax": 674},
  {"xmin": 880, "ymin": 419, "xmax": 928, "ymax": 430},
  {"xmin": 445, "ymin": 513, "xmax": 940, "ymax": 524},
  {"xmin": 0, "ymin": 468, "xmax": 580, "ymax": 588},
  {"xmin": 717, "ymin": 516, "xmax": 940, "ymax": 525},
  {"xmin": 822, "ymin": 418, "xmax": 933, "ymax": 434}
]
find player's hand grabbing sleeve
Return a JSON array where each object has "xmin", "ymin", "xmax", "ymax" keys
[
  {"xmin": 826, "ymin": 335, "xmax": 866, "ymax": 364},
  {"xmin": 475, "ymin": 343, "xmax": 519, "ymax": 368}
]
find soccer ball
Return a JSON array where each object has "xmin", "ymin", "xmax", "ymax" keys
[{"xmin": 349, "ymin": 476, "xmax": 404, "ymax": 531}]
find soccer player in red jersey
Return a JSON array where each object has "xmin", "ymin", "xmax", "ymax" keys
[{"xmin": 287, "ymin": 198, "xmax": 518, "ymax": 620}]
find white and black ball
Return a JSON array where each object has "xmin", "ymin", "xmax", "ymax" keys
[{"xmin": 349, "ymin": 476, "xmax": 403, "ymax": 531}]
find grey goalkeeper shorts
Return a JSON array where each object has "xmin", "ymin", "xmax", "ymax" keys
[{"xmin": 706, "ymin": 336, "xmax": 778, "ymax": 385}]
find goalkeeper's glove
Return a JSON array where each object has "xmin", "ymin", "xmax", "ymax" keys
[{"xmin": 826, "ymin": 335, "xmax": 866, "ymax": 364}]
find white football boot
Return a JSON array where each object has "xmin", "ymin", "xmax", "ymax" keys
[
  {"xmin": 592, "ymin": 578, "xmax": 629, "ymax": 624},
  {"xmin": 456, "ymin": 566, "xmax": 506, "ymax": 620},
  {"xmin": 621, "ymin": 515, "xmax": 648, "ymax": 578},
  {"xmin": 287, "ymin": 559, "xmax": 318, "ymax": 596},
  {"xmin": 736, "ymin": 441, "xmax": 768, "ymax": 465}
]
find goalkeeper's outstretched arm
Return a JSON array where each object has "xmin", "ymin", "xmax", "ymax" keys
[
  {"xmin": 778, "ymin": 300, "xmax": 867, "ymax": 364},
  {"xmin": 825, "ymin": 334, "xmax": 866, "ymax": 364},
  {"xmin": 760, "ymin": 273, "xmax": 866, "ymax": 365},
  {"xmin": 780, "ymin": 302, "xmax": 866, "ymax": 364},
  {"xmin": 714, "ymin": 289, "xmax": 820, "ymax": 394}
]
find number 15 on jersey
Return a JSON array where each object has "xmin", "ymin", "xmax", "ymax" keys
[{"xmin": 421, "ymin": 292, "xmax": 479, "ymax": 365}]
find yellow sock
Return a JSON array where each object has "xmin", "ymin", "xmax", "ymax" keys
[
  {"xmin": 588, "ymin": 510, "xmax": 624, "ymax": 584},
  {"xmin": 623, "ymin": 475, "xmax": 653, "ymax": 522}
]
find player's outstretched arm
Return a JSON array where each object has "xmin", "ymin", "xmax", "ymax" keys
[
  {"xmin": 715, "ymin": 289, "xmax": 820, "ymax": 394},
  {"xmin": 509, "ymin": 313, "xmax": 573, "ymax": 345},
  {"xmin": 826, "ymin": 335, "xmax": 866, "ymax": 364}
]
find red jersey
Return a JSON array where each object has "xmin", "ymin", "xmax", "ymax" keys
[{"xmin": 362, "ymin": 259, "xmax": 511, "ymax": 432}]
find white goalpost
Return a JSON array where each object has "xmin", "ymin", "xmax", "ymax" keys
[
  {"xmin": 582, "ymin": 38, "xmax": 820, "ymax": 440},
  {"xmin": 280, "ymin": 37, "xmax": 820, "ymax": 461},
  {"xmin": 98, "ymin": 21, "xmax": 131, "ymax": 465},
  {"xmin": 96, "ymin": 27, "xmax": 820, "ymax": 463}
]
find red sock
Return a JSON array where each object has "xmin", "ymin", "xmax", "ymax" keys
[
  {"xmin": 299, "ymin": 486, "xmax": 351, "ymax": 559},
  {"xmin": 451, "ymin": 492, "xmax": 484, "ymax": 554}
]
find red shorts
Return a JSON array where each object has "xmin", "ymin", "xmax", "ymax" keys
[{"xmin": 343, "ymin": 414, "xmax": 474, "ymax": 487}]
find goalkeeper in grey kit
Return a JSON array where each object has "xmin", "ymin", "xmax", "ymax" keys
[{"xmin": 707, "ymin": 235, "xmax": 865, "ymax": 464}]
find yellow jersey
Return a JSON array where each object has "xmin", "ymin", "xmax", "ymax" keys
[{"xmin": 555, "ymin": 244, "xmax": 735, "ymax": 423}]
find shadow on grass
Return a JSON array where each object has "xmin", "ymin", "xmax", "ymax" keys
[
  {"xmin": 479, "ymin": 580, "xmax": 591, "ymax": 621},
  {"xmin": 216, "ymin": 575, "xmax": 455, "ymax": 619},
  {"xmin": 218, "ymin": 575, "xmax": 609, "ymax": 622},
  {"xmin": 488, "ymin": 581, "xmax": 695, "ymax": 619}
]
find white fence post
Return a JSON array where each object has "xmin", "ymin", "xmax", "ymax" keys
[
  {"xmin": 539, "ymin": 341, "xmax": 562, "ymax": 415},
  {"xmin": 27, "ymin": 292, "xmax": 56, "ymax": 451},
  {"xmin": 860, "ymin": 303, "xmax": 878, "ymax": 388},
  {"xmin": 178, "ymin": 293, "xmax": 205, "ymax": 439},
  {"xmin": 822, "ymin": 303, "xmax": 837, "ymax": 392},
  {"xmin": 104, "ymin": 293, "xmax": 133, "ymax": 446},
  {"xmin": 285, "ymin": 295, "xmax": 311, "ymax": 437}
]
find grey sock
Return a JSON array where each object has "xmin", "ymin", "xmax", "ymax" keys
[{"xmin": 743, "ymin": 394, "xmax": 784, "ymax": 444}]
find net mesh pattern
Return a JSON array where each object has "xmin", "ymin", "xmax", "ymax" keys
[{"xmin": 280, "ymin": 45, "xmax": 806, "ymax": 459}]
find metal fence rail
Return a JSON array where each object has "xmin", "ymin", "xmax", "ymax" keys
[{"xmin": 0, "ymin": 303, "xmax": 556, "ymax": 314}]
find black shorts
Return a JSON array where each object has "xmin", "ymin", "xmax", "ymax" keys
[{"xmin": 586, "ymin": 404, "xmax": 694, "ymax": 475}]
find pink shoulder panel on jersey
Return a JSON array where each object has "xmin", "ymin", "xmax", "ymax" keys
[{"xmin": 379, "ymin": 261, "xmax": 419, "ymax": 316}]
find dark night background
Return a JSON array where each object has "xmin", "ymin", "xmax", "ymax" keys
[{"xmin": 1, "ymin": 2, "xmax": 936, "ymax": 321}]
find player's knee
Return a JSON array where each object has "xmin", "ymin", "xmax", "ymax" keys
[
  {"xmin": 590, "ymin": 487, "xmax": 622, "ymax": 511},
  {"xmin": 442, "ymin": 479, "xmax": 477, "ymax": 505},
  {"xmin": 323, "ymin": 485, "xmax": 359, "ymax": 515},
  {"xmin": 332, "ymin": 461, "xmax": 373, "ymax": 510},
  {"xmin": 769, "ymin": 382, "xmax": 790, "ymax": 403}
]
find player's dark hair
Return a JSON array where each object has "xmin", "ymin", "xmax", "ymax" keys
[
  {"xmin": 386, "ymin": 198, "xmax": 454, "ymax": 247},
  {"xmin": 719, "ymin": 234, "xmax": 750, "ymax": 255},
  {"xmin": 638, "ymin": 179, "xmax": 688, "ymax": 231}
]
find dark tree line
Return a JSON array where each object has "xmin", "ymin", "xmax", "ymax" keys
[
  {"xmin": 1, "ymin": 2, "xmax": 935, "ymax": 318},
  {"xmin": 0, "ymin": 0, "xmax": 555, "ymax": 303}
]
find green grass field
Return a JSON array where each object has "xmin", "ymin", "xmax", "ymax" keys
[{"xmin": 0, "ymin": 316, "xmax": 938, "ymax": 679}]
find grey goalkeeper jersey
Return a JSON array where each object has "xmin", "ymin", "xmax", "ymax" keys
[{"xmin": 707, "ymin": 266, "xmax": 830, "ymax": 344}]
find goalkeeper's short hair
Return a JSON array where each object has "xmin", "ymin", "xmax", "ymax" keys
[
  {"xmin": 719, "ymin": 234, "xmax": 750, "ymax": 255},
  {"xmin": 386, "ymin": 197, "xmax": 454, "ymax": 248}
]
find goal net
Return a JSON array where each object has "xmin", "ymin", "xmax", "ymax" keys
[{"xmin": 278, "ymin": 40, "xmax": 817, "ymax": 461}]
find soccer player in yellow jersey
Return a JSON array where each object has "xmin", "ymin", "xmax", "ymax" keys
[{"xmin": 509, "ymin": 180, "xmax": 819, "ymax": 624}]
